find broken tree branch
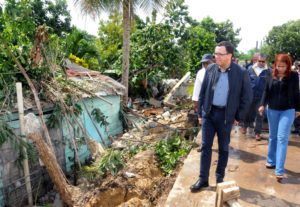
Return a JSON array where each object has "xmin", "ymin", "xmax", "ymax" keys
[
  {"xmin": 41, "ymin": 40, "xmax": 82, "ymax": 169},
  {"xmin": 81, "ymin": 99, "xmax": 107, "ymax": 147},
  {"xmin": 128, "ymin": 63, "xmax": 164, "ymax": 78},
  {"xmin": 0, "ymin": 36, "xmax": 54, "ymax": 151}
]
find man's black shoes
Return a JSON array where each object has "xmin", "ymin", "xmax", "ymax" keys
[{"xmin": 190, "ymin": 179, "xmax": 209, "ymax": 192}]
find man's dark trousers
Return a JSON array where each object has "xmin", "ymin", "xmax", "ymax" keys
[
  {"xmin": 293, "ymin": 116, "xmax": 300, "ymax": 133},
  {"xmin": 199, "ymin": 107, "xmax": 233, "ymax": 183},
  {"xmin": 244, "ymin": 98, "xmax": 263, "ymax": 134}
]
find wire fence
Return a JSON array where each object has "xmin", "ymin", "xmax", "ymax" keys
[
  {"xmin": 0, "ymin": 152, "xmax": 66, "ymax": 207},
  {"xmin": 0, "ymin": 168, "xmax": 52, "ymax": 207}
]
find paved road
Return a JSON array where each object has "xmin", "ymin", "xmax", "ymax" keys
[{"xmin": 164, "ymin": 127, "xmax": 300, "ymax": 207}]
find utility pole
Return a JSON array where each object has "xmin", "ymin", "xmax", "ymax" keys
[
  {"xmin": 255, "ymin": 41, "xmax": 258, "ymax": 52},
  {"xmin": 260, "ymin": 41, "xmax": 262, "ymax": 52}
]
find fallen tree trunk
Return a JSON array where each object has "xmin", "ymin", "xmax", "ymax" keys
[{"xmin": 24, "ymin": 113, "xmax": 82, "ymax": 206}]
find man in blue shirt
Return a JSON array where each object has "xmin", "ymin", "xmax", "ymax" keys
[{"xmin": 190, "ymin": 41, "xmax": 252, "ymax": 192}]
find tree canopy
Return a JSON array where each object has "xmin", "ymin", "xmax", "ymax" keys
[{"xmin": 265, "ymin": 20, "xmax": 300, "ymax": 61}]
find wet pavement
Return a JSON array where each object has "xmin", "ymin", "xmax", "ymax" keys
[{"xmin": 164, "ymin": 126, "xmax": 300, "ymax": 207}]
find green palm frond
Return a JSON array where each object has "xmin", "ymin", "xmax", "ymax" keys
[
  {"xmin": 137, "ymin": 0, "xmax": 167, "ymax": 13},
  {"xmin": 74, "ymin": 0, "xmax": 167, "ymax": 18},
  {"xmin": 73, "ymin": 0, "xmax": 122, "ymax": 18}
]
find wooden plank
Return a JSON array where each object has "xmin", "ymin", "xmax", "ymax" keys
[
  {"xmin": 217, "ymin": 188, "xmax": 223, "ymax": 207},
  {"xmin": 227, "ymin": 199, "xmax": 242, "ymax": 207},
  {"xmin": 215, "ymin": 181, "xmax": 237, "ymax": 207},
  {"xmin": 17, "ymin": 82, "xmax": 33, "ymax": 205},
  {"xmin": 222, "ymin": 186, "xmax": 240, "ymax": 202},
  {"xmin": 163, "ymin": 72, "xmax": 191, "ymax": 106}
]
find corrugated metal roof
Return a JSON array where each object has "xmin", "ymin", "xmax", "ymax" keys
[{"xmin": 65, "ymin": 59, "xmax": 125, "ymax": 96}]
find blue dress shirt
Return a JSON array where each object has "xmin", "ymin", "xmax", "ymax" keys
[{"xmin": 212, "ymin": 71, "xmax": 229, "ymax": 106}]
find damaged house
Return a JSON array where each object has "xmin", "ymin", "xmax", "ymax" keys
[{"xmin": 0, "ymin": 61, "xmax": 125, "ymax": 207}]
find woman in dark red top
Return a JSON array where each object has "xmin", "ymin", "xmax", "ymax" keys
[{"xmin": 258, "ymin": 54, "xmax": 300, "ymax": 181}]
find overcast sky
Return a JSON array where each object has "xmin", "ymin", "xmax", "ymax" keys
[
  {"xmin": 68, "ymin": 0, "xmax": 299, "ymax": 53},
  {"xmin": 0, "ymin": 0, "xmax": 298, "ymax": 52}
]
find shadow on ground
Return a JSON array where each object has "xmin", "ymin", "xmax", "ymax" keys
[{"xmin": 239, "ymin": 187, "xmax": 300, "ymax": 207}]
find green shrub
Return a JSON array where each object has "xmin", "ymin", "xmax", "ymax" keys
[
  {"xmin": 154, "ymin": 135, "xmax": 192, "ymax": 175},
  {"xmin": 95, "ymin": 149, "xmax": 125, "ymax": 177},
  {"xmin": 127, "ymin": 143, "xmax": 150, "ymax": 158},
  {"xmin": 79, "ymin": 166, "xmax": 98, "ymax": 181}
]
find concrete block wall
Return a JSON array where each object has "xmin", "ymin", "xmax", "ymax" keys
[{"xmin": 0, "ymin": 115, "xmax": 65, "ymax": 207}]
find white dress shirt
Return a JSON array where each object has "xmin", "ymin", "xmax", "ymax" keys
[{"xmin": 192, "ymin": 68, "xmax": 206, "ymax": 101}]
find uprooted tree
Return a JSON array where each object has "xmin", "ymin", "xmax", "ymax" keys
[{"xmin": 24, "ymin": 113, "xmax": 83, "ymax": 206}]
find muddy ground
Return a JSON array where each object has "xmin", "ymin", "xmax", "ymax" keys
[
  {"xmin": 71, "ymin": 98, "xmax": 198, "ymax": 207},
  {"xmin": 78, "ymin": 150, "xmax": 184, "ymax": 207}
]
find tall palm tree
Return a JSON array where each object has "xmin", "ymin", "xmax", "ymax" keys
[{"xmin": 74, "ymin": 0, "xmax": 166, "ymax": 104}]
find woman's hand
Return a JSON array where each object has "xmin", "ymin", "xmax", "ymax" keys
[
  {"xmin": 258, "ymin": 106, "xmax": 264, "ymax": 116},
  {"xmin": 198, "ymin": 118, "xmax": 202, "ymax": 125},
  {"xmin": 295, "ymin": 111, "xmax": 300, "ymax": 118}
]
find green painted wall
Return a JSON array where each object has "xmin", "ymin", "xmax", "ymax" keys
[
  {"xmin": 0, "ymin": 95, "xmax": 123, "ymax": 206},
  {"xmin": 64, "ymin": 95, "xmax": 122, "ymax": 171}
]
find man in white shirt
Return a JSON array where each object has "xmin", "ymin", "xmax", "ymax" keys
[
  {"xmin": 292, "ymin": 58, "xmax": 300, "ymax": 70},
  {"xmin": 192, "ymin": 54, "xmax": 214, "ymax": 112}
]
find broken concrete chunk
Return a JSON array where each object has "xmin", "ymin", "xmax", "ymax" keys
[
  {"xmin": 112, "ymin": 141, "xmax": 127, "ymax": 150},
  {"xmin": 125, "ymin": 172, "xmax": 136, "ymax": 178},
  {"xmin": 24, "ymin": 113, "xmax": 41, "ymax": 136},
  {"xmin": 148, "ymin": 122, "xmax": 157, "ymax": 128},
  {"xmin": 171, "ymin": 116, "xmax": 177, "ymax": 122},
  {"xmin": 162, "ymin": 111, "xmax": 170, "ymax": 120}
]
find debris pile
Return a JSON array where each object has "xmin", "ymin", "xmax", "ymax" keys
[{"xmin": 33, "ymin": 73, "xmax": 199, "ymax": 207}]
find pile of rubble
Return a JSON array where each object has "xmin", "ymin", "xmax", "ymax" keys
[
  {"xmin": 77, "ymin": 73, "xmax": 199, "ymax": 206},
  {"xmin": 112, "ymin": 97, "xmax": 197, "ymax": 150}
]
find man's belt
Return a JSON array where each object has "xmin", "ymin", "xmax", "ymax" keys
[{"xmin": 212, "ymin": 105, "xmax": 226, "ymax": 110}]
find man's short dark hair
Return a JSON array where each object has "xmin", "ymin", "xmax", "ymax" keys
[
  {"xmin": 217, "ymin": 41, "xmax": 234, "ymax": 56},
  {"xmin": 259, "ymin": 53, "xmax": 267, "ymax": 59}
]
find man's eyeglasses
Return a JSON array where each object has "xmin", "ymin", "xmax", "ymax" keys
[
  {"xmin": 258, "ymin": 60, "xmax": 266, "ymax": 63},
  {"xmin": 214, "ymin": 53, "xmax": 228, "ymax": 56}
]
